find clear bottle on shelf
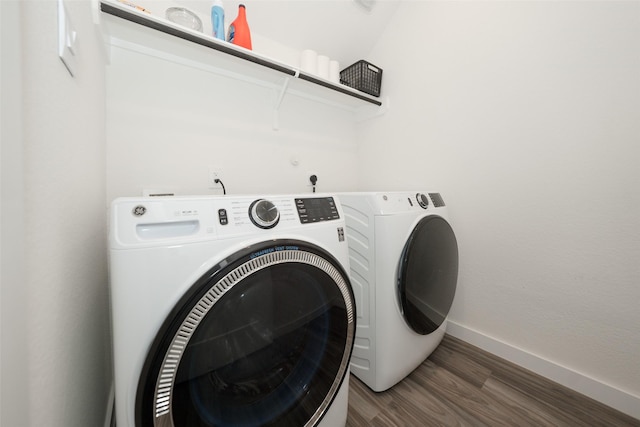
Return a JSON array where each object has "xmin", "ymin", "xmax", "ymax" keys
[{"xmin": 211, "ymin": 0, "xmax": 225, "ymax": 40}]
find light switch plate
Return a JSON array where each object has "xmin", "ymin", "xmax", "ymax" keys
[{"xmin": 58, "ymin": 0, "xmax": 77, "ymax": 77}]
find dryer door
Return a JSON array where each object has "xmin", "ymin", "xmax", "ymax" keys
[
  {"xmin": 136, "ymin": 240, "xmax": 355, "ymax": 427},
  {"xmin": 398, "ymin": 215, "xmax": 458, "ymax": 335}
]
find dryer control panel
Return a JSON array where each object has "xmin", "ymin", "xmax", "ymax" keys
[{"xmin": 295, "ymin": 197, "xmax": 340, "ymax": 223}]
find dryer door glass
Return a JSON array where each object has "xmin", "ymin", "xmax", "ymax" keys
[
  {"xmin": 398, "ymin": 216, "xmax": 458, "ymax": 335},
  {"xmin": 136, "ymin": 241, "xmax": 355, "ymax": 427}
]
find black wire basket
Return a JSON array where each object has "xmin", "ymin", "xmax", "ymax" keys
[{"xmin": 340, "ymin": 60, "xmax": 383, "ymax": 97}]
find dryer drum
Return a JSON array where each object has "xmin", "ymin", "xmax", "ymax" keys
[
  {"xmin": 135, "ymin": 241, "xmax": 355, "ymax": 427},
  {"xmin": 398, "ymin": 215, "xmax": 459, "ymax": 335}
]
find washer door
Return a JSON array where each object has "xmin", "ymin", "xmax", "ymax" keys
[
  {"xmin": 136, "ymin": 240, "xmax": 355, "ymax": 427},
  {"xmin": 398, "ymin": 215, "xmax": 458, "ymax": 335}
]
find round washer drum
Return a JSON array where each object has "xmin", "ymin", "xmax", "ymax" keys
[
  {"xmin": 136, "ymin": 241, "xmax": 355, "ymax": 427},
  {"xmin": 398, "ymin": 215, "xmax": 458, "ymax": 335}
]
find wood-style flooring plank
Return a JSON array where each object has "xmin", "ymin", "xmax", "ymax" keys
[
  {"xmin": 427, "ymin": 342, "xmax": 492, "ymax": 389},
  {"xmin": 481, "ymin": 376, "xmax": 578, "ymax": 426},
  {"xmin": 386, "ymin": 375, "xmax": 467, "ymax": 427},
  {"xmin": 346, "ymin": 334, "xmax": 640, "ymax": 427},
  {"xmin": 438, "ymin": 336, "xmax": 640, "ymax": 427},
  {"xmin": 410, "ymin": 360, "xmax": 539, "ymax": 426},
  {"xmin": 346, "ymin": 374, "xmax": 392, "ymax": 424}
]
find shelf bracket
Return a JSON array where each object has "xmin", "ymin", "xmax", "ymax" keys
[
  {"xmin": 355, "ymin": 96, "xmax": 390, "ymax": 122},
  {"xmin": 273, "ymin": 77, "xmax": 292, "ymax": 131}
]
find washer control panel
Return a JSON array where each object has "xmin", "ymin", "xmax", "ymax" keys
[
  {"xmin": 295, "ymin": 197, "xmax": 340, "ymax": 223},
  {"xmin": 111, "ymin": 194, "xmax": 346, "ymax": 248}
]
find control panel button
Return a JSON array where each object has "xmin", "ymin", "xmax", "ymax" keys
[{"xmin": 218, "ymin": 208, "xmax": 228, "ymax": 225}]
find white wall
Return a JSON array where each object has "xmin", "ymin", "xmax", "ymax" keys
[
  {"xmin": 359, "ymin": 0, "xmax": 640, "ymax": 417},
  {"xmin": 106, "ymin": 44, "xmax": 361, "ymax": 199},
  {"xmin": 1, "ymin": 0, "xmax": 111, "ymax": 425},
  {"xmin": 1, "ymin": 1, "xmax": 29, "ymax": 425}
]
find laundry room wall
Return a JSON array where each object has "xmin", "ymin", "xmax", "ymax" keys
[
  {"xmin": 105, "ymin": 42, "xmax": 360, "ymax": 201},
  {"xmin": 357, "ymin": 0, "xmax": 640, "ymax": 418},
  {"xmin": 1, "ymin": 1, "xmax": 28, "ymax": 425},
  {"xmin": 2, "ymin": 1, "xmax": 111, "ymax": 426},
  {"xmin": 103, "ymin": 0, "xmax": 403, "ymax": 201}
]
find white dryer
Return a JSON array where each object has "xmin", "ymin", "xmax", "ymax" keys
[
  {"xmin": 338, "ymin": 191, "xmax": 458, "ymax": 392},
  {"xmin": 109, "ymin": 194, "xmax": 355, "ymax": 427}
]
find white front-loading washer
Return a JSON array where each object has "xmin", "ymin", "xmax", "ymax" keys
[
  {"xmin": 338, "ymin": 191, "xmax": 458, "ymax": 392},
  {"xmin": 109, "ymin": 194, "xmax": 355, "ymax": 427}
]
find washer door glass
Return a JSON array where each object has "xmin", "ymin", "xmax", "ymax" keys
[
  {"xmin": 398, "ymin": 215, "xmax": 458, "ymax": 335},
  {"xmin": 136, "ymin": 241, "xmax": 355, "ymax": 427}
]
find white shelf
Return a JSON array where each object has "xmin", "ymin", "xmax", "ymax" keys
[{"xmin": 99, "ymin": 0, "xmax": 385, "ymax": 125}]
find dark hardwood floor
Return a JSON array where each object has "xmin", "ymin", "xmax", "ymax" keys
[{"xmin": 346, "ymin": 335, "xmax": 640, "ymax": 426}]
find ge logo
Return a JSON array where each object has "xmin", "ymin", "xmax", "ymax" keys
[{"xmin": 132, "ymin": 205, "xmax": 147, "ymax": 216}]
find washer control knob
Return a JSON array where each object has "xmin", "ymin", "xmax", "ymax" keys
[
  {"xmin": 249, "ymin": 199, "xmax": 280, "ymax": 229},
  {"xmin": 416, "ymin": 193, "xmax": 429, "ymax": 209}
]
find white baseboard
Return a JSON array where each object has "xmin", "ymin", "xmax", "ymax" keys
[{"xmin": 446, "ymin": 321, "xmax": 640, "ymax": 420}]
